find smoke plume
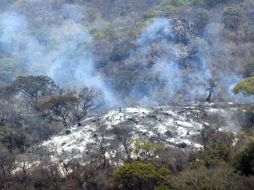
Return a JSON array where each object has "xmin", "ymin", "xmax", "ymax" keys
[
  {"xmin": 123, "ymin": 17, "xmax": 253, "ymax": 105},
  {"xmin": 0, "ymin": 1, "xmax": 117, "ymax": 106},
  {"xmin": 0, "ymin": 1, "xmax": 252, "ymax": 107}
]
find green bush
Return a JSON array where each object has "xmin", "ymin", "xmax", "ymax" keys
[
  {"xmin": 171, "ymin": 167, "xmax": 237, "ymax": 190},
  {"xmin": 223, "ymin": 7, "xmax": 241, "ymax": 29},
  {"xmin": 114, "ymin": 161, "xmax": 170, "ymax": 190},
  {"xmin": 171, "ymin": 0, "xmax": 193, "ymax": 7},
  {"xmin": 134, "ymin": 140, "xmax": 164, "ymax": 161},
  {"xmin": 192, "ymin": 141, "xmax": 232, "ymax": 169},
  {"xmin": 233, "ymin": 142, "xmax": 254, "ymax": 175},
  {"xmin": 234, "ymin": 77, "xmax": 254, "ymax": 96},
  {"xmin": 193, "ymin": 11, "xmax": 210, "ymax": 32},
  {"xmin": 223, "ymin": 7, "xmax": 241, "ymax": 16}
]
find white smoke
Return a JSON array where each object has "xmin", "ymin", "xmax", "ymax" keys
[
  {"xmin": 123, "ymin": 17, "xmax": 253, "ymax": 105},
  {"xmin": 0, "ymin": 1, "xmax": 253, "ymax": 107},
  {"xmin": 0, "ymin": 2, "xmax": 118, "ymax": 106}
]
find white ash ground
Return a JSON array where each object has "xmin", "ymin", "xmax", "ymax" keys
[{"xmin": 36, "ymin": 103, "xmax": 246, "ymax": 163}]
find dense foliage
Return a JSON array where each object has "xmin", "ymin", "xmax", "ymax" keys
[
  {"xmin": 114, "ymin": 162, "xmax": 170, "ymax": 190},
  {"xmin": 233, "ymin": 142, "xmax": 254, "ymax": 175},
  {"xmin": 234, "ymin": 77, "xmax": 254, "ymax": 96}
]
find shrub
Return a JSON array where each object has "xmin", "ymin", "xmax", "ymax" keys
[
  {"xmin": 114, "ymin": 161, "xmax": 170, "ymax": 190},
  {"xmin": 193, "ymin": 11, "xmax": 210, "ymax": 33},
  {"xmin": 203, "ymin": 0, "xmax": 241, "ymax": 7},
  {"xmin": 0, "ymin": 127, "xmax": 26, "ymax": 153},
  {"xmin": 134, "ymin": 140, "xmax": 164, "ymax": 161},
  {"xmin": 199, "ymin": 144, "xmax": 231, "ymax": 167},
  {"xmin": 171, "ymin": 0, "xmax": 192, "ymax": 7},
  {"xmin": 192, "ymin": 0, "xmax": 205, "ymax": 6},
  {"xmin": 223, "ymin": 7, "xmax": 241, "ymax": 16},
  {"xmin": 110, "ymin": 41, "xmax": 133, "ymax": 62},
  {"xmin": 223, "ymin": 7, "xmax": 241, "ymax": 30},
  {"xmin": 195, "ymin": 130, "xmax": 234, "ymax": 168},
  {"xmin": 171, "ymin": 167, "xmax": 236, "ymax": 190},
  {"xmin": 158, "ymin": 1, "xmax": 178, "ymax": 16},
  {"xmin": 204, "ymin": 0, "xmax": 231, "ymax": 7},
  {"xmin": 233, "ymin": 142, "xmax": 254, "ymax": 176}
]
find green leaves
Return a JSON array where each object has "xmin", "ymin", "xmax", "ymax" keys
[
  {"xmin": 233, "ymin": 77, "xmax": 254, "ymax": 96},
  {"xmin": 114, "ymin": 161, "xmax": 171, "ymax": 190},
  {"xmin": 233, "ymin": 142, "xmax": 254, "ymax": 175}
]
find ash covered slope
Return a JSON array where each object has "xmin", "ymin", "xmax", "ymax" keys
[{"xmin": 40, "ymin": 103, "xmax": 246, "ymax": 162}]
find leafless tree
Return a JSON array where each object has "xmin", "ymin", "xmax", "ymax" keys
[
  {"xmin": 38, "ymin": 94, "xmax": 77, "ymax": 128},
  {"xmin": 112, "ymin": 123, "xmax": 133, "ymax": 162},
  {"xmin": 0, "ymin": 127, "xmax": 26, "ymax": 153},
  {"xmin": 38, "ymin": 87, "xmax": 100, "ymax": 128},
  {"xmin": 0, "ymin": 149, "xmax": 16, "ymax": 189},
  {"xmin": 0, "ymin": 101, "xmax": 23, "ymax": 128},
  {"xmin": 70, "ymin": 88, "xmax": 101, "ymax": 124}
]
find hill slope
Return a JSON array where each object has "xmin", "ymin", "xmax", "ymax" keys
[{"xmin": 27, "ymin": 103, "xmax": 247, "ymax": 164}]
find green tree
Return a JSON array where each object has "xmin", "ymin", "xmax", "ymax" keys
[
  {"xmin": 114, "ymin": 161, "xmax": 170, "ymax": 190},
  {"xmin": 233, "ymin": 77, "xmax": 254, "ymax": 96},
  {"xmin": 11, "ymin": 75, "xmax": 59, "ymax": 104}
]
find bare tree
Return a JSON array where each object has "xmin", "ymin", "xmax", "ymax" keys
[
  {"xmin": 0, "ymin": 127, "xmax": 26, "ymax": 153},
  {"xmin": 0, "ymin": 149, "xmax": 16, "ymax": 189},
  {"xmin": 38, "ymin": 87, "xmax": 100, "ymax": 127},
  {"xmin": 112, "ymin": 123, "xmax": 133, "ymax": 162},
  {"xmin": 0, "ymin": 101, "xmax": 23, "ymax": 128},
  {"xmin": 0, "ymin": 85, "xmax": 17, "ymax": 101},
  {"xmin": 70, "ymin": 88, "xmax": 101, "ymax": 124},
  {"xmin": 38, "ymin": 94, "xmax": 77, "ymax": 128},
  {"xmin": 206, "ymin": 79, "xmax": 216, "ymax": 102}
]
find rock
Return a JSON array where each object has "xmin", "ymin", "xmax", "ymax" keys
[
  {"xmin": 164, "ymin": 131, "xmax": 173, "ymax": 138},
  {"xmin": 65, "ymin": 130, "xmax": 71, "ymax": 135},
  {"xmin": 142, "ymin": 132, "xmax": 147, "ymax": 136},
  {"xmin": 178, "ymin": 142, "xmax": 187, "ymax": 148},
  {"xmin": 149, "ymin": 136, "xmax": 160, "ymax": 142}
]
